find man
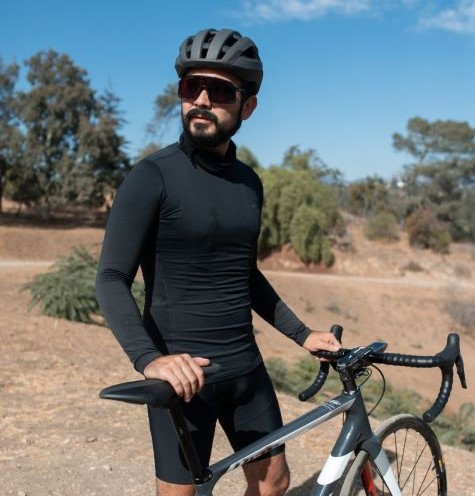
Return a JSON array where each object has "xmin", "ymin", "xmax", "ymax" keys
[{"xmin": 96, "ymin": 28, "xmax": 340, "ymax": 496}]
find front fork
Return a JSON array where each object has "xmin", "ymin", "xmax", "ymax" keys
[
  {"xmin": 309, "ymin": 392, "xmax": 401, "ymax": 496},
  {"xmin": 361, "ymin": 462, "xmax": 378, "ymax": 496}
]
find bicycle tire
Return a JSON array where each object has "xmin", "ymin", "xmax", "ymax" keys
[{"xmin": 339, "ymin": 414, "xmax": 447, "ymax": 496}]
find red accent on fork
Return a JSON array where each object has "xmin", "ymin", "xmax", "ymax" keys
[{"xmin": 361, "ymin": 462, "xmax": 378, "ymax": 496}]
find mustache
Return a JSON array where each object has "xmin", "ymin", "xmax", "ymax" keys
[{"xmin": 185, "ymin": 108, "xmax": 218, "ymax": 124}]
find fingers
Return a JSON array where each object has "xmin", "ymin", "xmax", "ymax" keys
[
  {"xmin": 143, "ymin": 354, "xmax": 210, "ymax": 402},
  {"xmin": 319, "ymin": 332, "xmax": 341, "ymax": 351},
  {"xmin": 303, "ymin": 331, "xmax": 341, "ymax": 353}
]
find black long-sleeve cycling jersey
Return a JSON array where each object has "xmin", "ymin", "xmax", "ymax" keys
[{"xmin": 96, "ymin": 133, "xmax": 311, "ymax": 382}]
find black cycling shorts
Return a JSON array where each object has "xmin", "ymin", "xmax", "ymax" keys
[{"xmin": 147, "ymin": 362, "xmax": 284, "ymax": 484}]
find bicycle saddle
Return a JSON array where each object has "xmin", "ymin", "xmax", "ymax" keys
[{"xmin": 100, "ymin": 378, "xmax": 176, "ymax": 407}]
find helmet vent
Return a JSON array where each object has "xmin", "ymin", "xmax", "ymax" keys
[
  {"xmin": 242, "ymin": 46, "xmax": 259, "ymax": 60},
  {"xmin": 217, "ymin": 45, "xmax": 229, "ymax": 60},
  {"xmin": 200, "ymin": 31, "xmax": 216, "ymax": 59}
]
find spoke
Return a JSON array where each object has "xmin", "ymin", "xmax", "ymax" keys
[
  {"xmin": 418, "ymin": 473, "xmax": 439, "ymax": 495},
  {"xmin": 413, "ymin": 455, "xmax": 437, "ymax": 495},
  {"xmin": 399, "ymin": 435, "xmax": 428, "ymax": 490},
  {"xmin": 397, "ymin": 428, "xmax": 409, "ymax": 484}
]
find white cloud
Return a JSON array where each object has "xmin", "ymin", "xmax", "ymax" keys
[
  {"xmin": 239, "ymin": 0, "xmax": 373, "ymax": 22},
  {"xmin": 419, "ymin": 1, "xmax": 475, "ymax": 34},
  {"xmin": 237, "ymin": 0, "xmax": 475, "ymax": 35}
]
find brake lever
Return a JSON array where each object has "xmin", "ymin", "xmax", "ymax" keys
[
  {"xmin": 455, "ymin": 354, "xmax": 467, "ymax": 389},
  {"xmin": 329, "ymin": 324, "xmax": 343, "ymax": 371}
]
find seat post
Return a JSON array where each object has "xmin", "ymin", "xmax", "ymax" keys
[{"xmin": 167, "ymin": 401, "xmax": 210, "ymax": 484}]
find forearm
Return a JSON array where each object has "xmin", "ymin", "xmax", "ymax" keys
[
  {"xmin": 96, "ymin": 270, "xmax": 162, "ymax": 373},
  {"xmin": 250, "ymin": 268, "xmax": 311, "ymax": 345}
]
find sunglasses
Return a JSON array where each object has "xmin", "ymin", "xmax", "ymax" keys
[{"xmin": 178, "ymin": 76, "xmax": 245, "ymax": 104}]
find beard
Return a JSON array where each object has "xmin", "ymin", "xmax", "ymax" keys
[{"xmin": 182, "ymin": 107, "xmax": 243, "ymax": 149}]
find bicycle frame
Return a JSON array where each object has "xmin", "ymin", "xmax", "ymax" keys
[{"xmin": 173, "ymin": 387, "xmax": 401, "ymax": 496}]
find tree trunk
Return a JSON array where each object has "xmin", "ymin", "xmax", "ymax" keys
[
  {"xmin": 0, "ymin": 175, "xmax": 3, "ymax": 214},
  {"xmin": 40, "ymin": 200, "xmax": 50, "ymax": 221}
]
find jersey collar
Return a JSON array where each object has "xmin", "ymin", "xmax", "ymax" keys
[{"xmin": 178, "ymin": 132, "xmax": 237, "ymax": 174}]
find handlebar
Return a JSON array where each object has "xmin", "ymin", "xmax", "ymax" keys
[{"xmin": 299, "ymin": 327, "xmax": 467, "ymax": 423}]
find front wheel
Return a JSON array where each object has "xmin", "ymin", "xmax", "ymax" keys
[{"xmin": 340, "ymin": 414, "xmax": 447, "ymax": 495}]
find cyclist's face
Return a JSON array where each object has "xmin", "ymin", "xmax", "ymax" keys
[{"xmin": 180, "ymin": 69, "xmax": 257, "ymax": 152}]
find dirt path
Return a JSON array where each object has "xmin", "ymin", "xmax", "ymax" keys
[
  {"xmin": 0, "ymin": 260, "xmax": 52, "ymax": 267},
  {"xmin": 3, "ymin": 254, "xmax": 475, "ymax": 287}
]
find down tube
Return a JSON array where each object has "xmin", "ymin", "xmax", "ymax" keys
[
  {"xmin": 200, "ymin": 393, "xmax": 356, "ymax": 493},
  {"xmin": 310, "ymin": 392, "xmax": 374, "ymax": 496}
]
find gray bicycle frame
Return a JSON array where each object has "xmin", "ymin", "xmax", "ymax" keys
[{"xmin": 178, "ymin": 388, "xmax": 401, "ymax": 496}]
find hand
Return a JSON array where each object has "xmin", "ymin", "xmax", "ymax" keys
[
  {"xmin": 143, "ymin": 354, "xmax": 210, "ymax": 402},
  {"xmin": 302, "ymin": 331, "xmax": 341, "ymax": 357}
]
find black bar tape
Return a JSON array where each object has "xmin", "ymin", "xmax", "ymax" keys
[
  {"xmin": 423, "ymin": 369, "xmax": 453, "ymax": 422},
  {"xmin": 298, "ymin": 363, "xmax": 329, "ymax": 402},
  {"xmin": 369, "ymin": 353, "xmax": 437, "ymax": 368}
]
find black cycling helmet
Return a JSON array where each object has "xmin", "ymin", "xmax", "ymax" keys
[{"xmin": 175, "ymin": 28, "xmax": 263, "ymax": 95}]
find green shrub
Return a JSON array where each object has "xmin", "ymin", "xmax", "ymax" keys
[
  {"xmin": 405, "ymin": 207, "xmax": 451, "ymax": 253},
  {"xmin": 289, "ymin": 204, "xmax": 334, "ymax": 266},
  {"xmin": 432, "ymin": 402, "xmax": 475, "ymax": 452},
  {"xmin": 23, "ymin": 246, "xmax": 144, "ymax": 323},
  {"xmin": 364, "ymin": 212, "xmax": 399, "ymax": 241},
  {"xmin": 346, "ymin": 176, "xmax": 389, "ymax": 217},
  {"xmin": 24, "ymin": 246, "xmax": 100, "ymax": 322},
  {"xmin": 320, "ymin": 236, "xmax": 334, "ymax": 267},
  {"xmin": 258, "ymin": 167, "xmax": 289, "ymax": 256},
  {"xmin": 401, "ymin": 260, "xmax": 424, "ymax": 272},
  {"xmin": 431, "ymin": 229, "xmax": 452, "ymax": 254},
  {"xmin": 257, "ymin": 166, "xmax": 339, "ymax": 261}
]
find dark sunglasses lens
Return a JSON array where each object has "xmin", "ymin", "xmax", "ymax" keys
[
  {"xmin": 179, "ymin": 77, "xmax": 236, "ymax": 104},
  {"xmin": 179, "ymin": 77, "xmax": 200, "ymax": 99},
  {"xmin": 207, "ymin": 79, "xmax": 236, "ymax": 103}
]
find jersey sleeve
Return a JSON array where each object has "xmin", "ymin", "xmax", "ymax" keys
[
  {"xmin": 250, "ymin": 260, "xmax": 312, "ymax": 346},
  {"xmin": 95, "ymin": 160, "xmax": 164, "ymax": 373}
]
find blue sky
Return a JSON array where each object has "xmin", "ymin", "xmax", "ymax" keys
[{"xmin": 2, "ymin": 0, "xmax": 474, "ymax": 181}]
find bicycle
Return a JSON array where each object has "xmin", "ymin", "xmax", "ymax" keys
[{"xmin": 99, "ymin": 325, "xmax": 467, "ymax": 495}]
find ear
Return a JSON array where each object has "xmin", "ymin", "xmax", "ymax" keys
[{"xmin": 241, "ymin": 95, "xmax": 257, "ymax": 121}]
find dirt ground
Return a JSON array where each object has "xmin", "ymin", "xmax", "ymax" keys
[{"xmin": 1, "ymin": 221, "xmax": 474, "ymax": 495}]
